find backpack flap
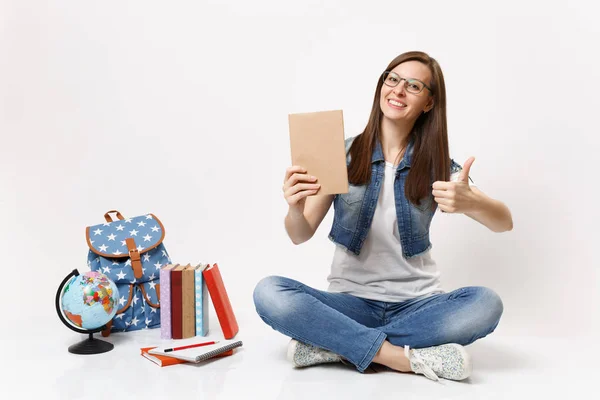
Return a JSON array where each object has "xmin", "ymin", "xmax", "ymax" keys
[
  {"xmin": 112, "ymin": 283, "xmax": 160, "ymax": 331},
  {"xmin": 114, "ymin": 283, "xmax": 134, "ymax": 315},
  {"xmin": 139, "ymin": 281, "xmax": 161, "ymax": 328},
  {"xmin": 140, "ymin": 280, "xmax": 160, "ymax": 308},
  {"xmin": 86, "ymin": 213, "xmax": 166, "ymax": 280}
]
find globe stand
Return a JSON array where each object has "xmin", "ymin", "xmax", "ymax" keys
[
  {"xmin": 56, "ymin": 269, "xmax": 116, "ymax": 355},
  {"xmin": 68, "ymin": 332, "xmax": 114, "ymax": 355}
]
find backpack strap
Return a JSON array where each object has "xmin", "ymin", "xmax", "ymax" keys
[
  {"xmin": 104, "ymin": 210, "xmax": 125, "ymax": 223},
  {"xmin": 125, "ymin": 238, "xmax": 143, "ymax": 279}
]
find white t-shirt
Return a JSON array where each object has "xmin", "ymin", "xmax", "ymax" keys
[{"xmin": 326, "ymin": 162, "xmax": 462, "ymax": 302}]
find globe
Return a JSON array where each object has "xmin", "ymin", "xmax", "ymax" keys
[
  {"xmin": 56, "ymin": 269, "xmax": 120, "ymax": 354},
  {"xmin": 60, "ymin": 270, "xmax": 119, "ymax": 330}
]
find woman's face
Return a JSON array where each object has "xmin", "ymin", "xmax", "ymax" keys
[{"xmin": 379, "ymin": 60, "xmax": 434, "ymax": 124}]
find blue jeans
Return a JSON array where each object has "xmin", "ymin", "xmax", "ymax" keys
[{"xmin": 253, "ymin": 276, "xmax": 503, "ymax": 373}]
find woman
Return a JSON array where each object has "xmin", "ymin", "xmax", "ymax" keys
[{"xmin": 253, "ymin": 51, "xmax": 512, "ymax": 382}]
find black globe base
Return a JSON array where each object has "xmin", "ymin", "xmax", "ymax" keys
[{"xmin": 68, "ymin": 333, "xmax": 114, "ymax": 355}]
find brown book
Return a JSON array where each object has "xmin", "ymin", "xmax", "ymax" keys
[
  {"xmin": 170, "ymin": 264, "xmax": 186, "ymax": 339},
  {"xmin": 181, "ymin": 264, "xmax": 195, "ymax": 339},
  {"xmin": 288, "ymin": 109, "xmax": 349, "ymax": 195}
]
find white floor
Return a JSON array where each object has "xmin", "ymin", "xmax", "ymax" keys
[{"xmin": 11, "ymin": 311, "xmax": 598, "ymax": 400}]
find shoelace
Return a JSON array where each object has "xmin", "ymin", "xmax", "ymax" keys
[{"xmin": 404, "ymin": 345, "xmax": 440, "ymax": 382}]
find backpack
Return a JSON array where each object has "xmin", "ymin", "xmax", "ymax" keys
[{"xmin": 86, "ymin": 210, "xmax": 171, "ymax": 336}]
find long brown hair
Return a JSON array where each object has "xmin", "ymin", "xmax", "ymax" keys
[{"xmin": 348, "ymin": 51, "xmax": 450, "ymax": 207}]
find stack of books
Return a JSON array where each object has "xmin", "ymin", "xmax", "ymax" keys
[
  {"xmin": 159, "ymin": 263, "xmax": 239, "ymax": 340},
  {"xmin": 141, "ymin": 263, "xmax": 240, "ymax": 367}
]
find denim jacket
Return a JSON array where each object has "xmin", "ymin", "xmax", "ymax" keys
[{"xmin": 328, "ymin": 136, "xmax": 463, "ymax": 259}]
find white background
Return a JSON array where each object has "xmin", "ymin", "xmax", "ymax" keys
[{"xmin": 2, "ymin": 0, "xmax": 598, "ymax": 348}]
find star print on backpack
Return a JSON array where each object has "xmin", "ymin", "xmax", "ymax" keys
[{"xmin": 86, "ymin": 210, "xmax": 171, "ymax": 336}]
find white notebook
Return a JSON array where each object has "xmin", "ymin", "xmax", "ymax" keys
[{"xmin": 148, "ymin": 338, "xmax": 243, "ymax": 363}]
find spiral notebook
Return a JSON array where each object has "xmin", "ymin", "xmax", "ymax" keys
[{"xmin": 148, "ymin": 339, "xmax": 243, "ymax": 363}]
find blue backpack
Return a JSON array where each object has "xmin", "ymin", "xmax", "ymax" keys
[{"xmin": 86, "ymin": 210, "xmax": 171, "ymax": 336}]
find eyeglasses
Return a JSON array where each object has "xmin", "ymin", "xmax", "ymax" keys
[{"xmin": 382, "ymin": 71, "xmax": 432, "ymax": 95}]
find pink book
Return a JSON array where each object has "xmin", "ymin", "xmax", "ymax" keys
[{"xmin": 160, "ymin": 264, "xmax": 177, "ymax": 339}]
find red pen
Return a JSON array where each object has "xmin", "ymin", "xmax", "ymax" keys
[{"xmin": 164, "ymin": 341, "xmax": 218, "ymax": 352}]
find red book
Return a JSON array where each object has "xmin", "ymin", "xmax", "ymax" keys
[
  {"xmin": 171, "ymin": 264, "xmax": 185, "ymax": 339},
  {"xmin": 140, "ymin": 347, "xmax": 188, "ymax": 367},
  {"xmin": 203, "ymin": 263, "xmax": 239, "ymax": 339}
]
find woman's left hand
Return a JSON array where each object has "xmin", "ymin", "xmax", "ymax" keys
[{"xmin": 432, "ymin": 157, "xmax": 479, "ymax": 214}]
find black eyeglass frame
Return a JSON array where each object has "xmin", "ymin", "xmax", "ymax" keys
[{"xmin": 382, "ymin": 71, "xmax": 433, "ymax": 95}]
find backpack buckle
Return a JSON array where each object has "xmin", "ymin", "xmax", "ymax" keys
[{"xmin": 129, "ymin": 248, "xmax": 140, "ymax": 262}]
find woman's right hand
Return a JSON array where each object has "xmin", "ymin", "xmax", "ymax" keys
[{"xmin": 282, "ymin": 166, "xmax": 321, "ymax": 214}]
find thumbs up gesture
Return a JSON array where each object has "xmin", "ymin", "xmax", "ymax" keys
[{"xmin": 432, "ymin": 157, "xmax": 477, "ymax": 214}]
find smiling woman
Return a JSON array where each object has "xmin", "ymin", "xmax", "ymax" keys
[
  {"xmin": 253, "ymin": 51, "xmax": 513, "ymax": 382},
  {"xmin": 350, "ymin": 53, "xmax": 448, "ymax": 207}
]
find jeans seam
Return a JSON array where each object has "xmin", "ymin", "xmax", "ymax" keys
[
  {"xmin": 290, "ymin": 280, "xmax": 380, "ymax": 320},
  {"xmin": 258, "ymin": 313, "xmax": 387, "ymax": 372},
  {"xmin": 257, "ymin": 312, "xmax": 338, "ymax": 355},
  {"xmin": 256, "ymin": 312, "xmax": 386, "ymax": 372},
  {"xmin": 356, "ymin": 331, "xmax": 387, "ymax": 372},
  {"xmin": 382, "ymin": 288, "xmax": 469, "ymax": 329}
]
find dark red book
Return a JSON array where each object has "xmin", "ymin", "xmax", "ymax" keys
[
  {"xmin": 170, "ymin": 264, "xmax": 185, "ymax": 339},
  {"xmin": 203, "ymin": 263, "xmax": 239, "ymax": 339}
]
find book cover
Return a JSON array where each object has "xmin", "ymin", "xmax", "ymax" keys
[
  {"xmin": 170, "ymin": 264, "xmax": 186, "ymax": 340},
  {"xmin": 140, "ymin": 347, "xmax": 188, "ymax": 367},
  {"xmin": 182, "ymin": 264, "xmax": 195, "ymax": 339},
  {"xmin": 288, "ymin": 109, "xmax": 349, "ymax": 195},
  {"xmin": 140, "ymin": 346, "xmax": 234, "ymax": 367},
  {"xmin": 202, "ymin": 263, "xmax": 239, "ymax": 339},
  {"xmin": 194, "ymin": 263, "xmax": 209, "ymax": 336},
  {"xmin": 159, "ymin": 264, "xmax": 177, "ymax": 339},
  {"xmin": 148, "ymin": 339, "xmax": 242, "ymax": 363}
]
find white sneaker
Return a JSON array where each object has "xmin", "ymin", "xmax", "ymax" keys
[
  {"xmin": 287, "ymin": 339, "xmax": 342, "ymax": 368},
  {"xmin": 405, "ymin": 343, "xmax": 472, "ymax": 381}
]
